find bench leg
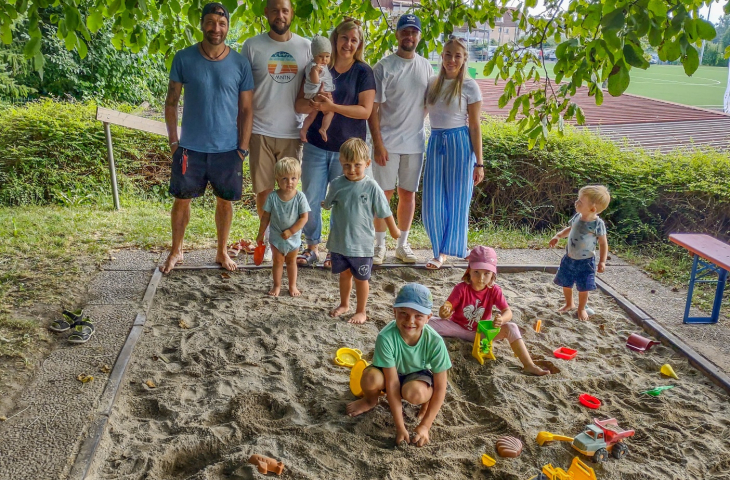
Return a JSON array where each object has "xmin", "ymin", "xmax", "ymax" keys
[
  {"xmin": 683, "ymin": 254, "xmax": 699, "ymax": 324},
  {"xmin": 710, "ymin": 268, "xmax": 728, "ymax": 324}
]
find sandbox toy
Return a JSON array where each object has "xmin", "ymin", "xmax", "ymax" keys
[
  {"xmin": 528, "ymin": 457, "xmax": 597, "ymax": 480},
  {"xmin": 643, "ymin": 385, "xmax": 675, "ymax": 396},
  {"xmin": 571, "ymin": 418, "xmax": 634, "ymax": 463},
  {"xmin": 536, "ymin": 431, "xmax": 574, "ymax": 446},
  {"xmin": 248, "ymin": 454, "xmax": 284, "ymax": 475},
  {"xmin": 553, "ymin": 347, "xmax": 578, "ymax": 360},
  {"xmin": 334, "ymin": 348, "xmax": 363, "ymax": 368},
  {"xmin": 661, "ymin": 363, "xmax": 679, "ymax": 379},
  {"xmin": 481, "ymin": 453, "xmax": 496, "ymax": 467},
  {"xmin": 626, "ymin": 333, "xmax": 660, "ymax": 353},
  {"xmin": 349, "ymin": 359, "xmax": 369, "ymax": 397},
  {"xmin": 578, "ymin": 394, "xmax": 601, "ymax": 409},
  {"xmin": 253, "ymin": 241, "xmax": 266, "ymax": 266},
  {"xmin": 472, "ymin": 320, "xmax": 501, "ymax": 364}
]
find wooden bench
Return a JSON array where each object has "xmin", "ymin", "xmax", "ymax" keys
[
  {"xmin": 95, "ymin": 107, "xmax": 180, "ymax": 210},
  {"xmin": 669, "ymin": 233, "xmax": 730, "ymax": 324}
]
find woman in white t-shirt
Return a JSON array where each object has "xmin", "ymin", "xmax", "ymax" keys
[{"xmin": 422, "ymin": 36, "xmax": 484, "ymax": 269}]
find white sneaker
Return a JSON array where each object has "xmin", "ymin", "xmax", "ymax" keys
[
  {"xmin": 263, "ymin": 244, "xmax": 272, "ymax": 262},
  {"xmin": 395, "ymin": 244, "xmax": 417, "ymax": 263},
  {"xmin": 373, "ymin": 245, "xmax": 387, "ymax": 265}
]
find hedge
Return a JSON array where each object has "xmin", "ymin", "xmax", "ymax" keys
[{"xmin": 1, "ymin": 100, "xmax": 728, "ymax": 244}]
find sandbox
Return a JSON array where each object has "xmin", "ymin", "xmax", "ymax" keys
[{"xmin": 90, "ymin": 269, "xmax": 730, "ymax": 479}]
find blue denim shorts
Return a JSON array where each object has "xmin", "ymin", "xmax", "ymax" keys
[
  {"xmin": 553, "ymin": 255, "xmax": 597, "ymax": 292},
  {"xmin": 330, "ymin": 252, "xmax": 373, "ymax": 281}
]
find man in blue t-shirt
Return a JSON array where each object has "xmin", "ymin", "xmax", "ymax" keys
[{"xmin": 161, "ymin": 2, "xmax": 254, "ymax": 274}]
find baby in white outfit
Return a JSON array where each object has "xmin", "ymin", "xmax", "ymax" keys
[{"xmin": 300, "ymin": 35, "xmax": 336, "ymax": 143}]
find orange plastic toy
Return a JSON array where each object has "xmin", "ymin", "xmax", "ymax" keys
[
  {"xmin": 253, "ymin": 241, "xmax": 266, "ymax": 266},
  {"xmin": 248, "ymin": 454, "xmax": 284, "ymax": 475},
  {"xmin": 534, "ymin": 319, "xmax": 542, "ymax": 333}
]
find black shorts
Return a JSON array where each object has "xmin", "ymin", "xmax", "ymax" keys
[
  {"xmin": 169, "ymin": 147, "xmax": 243, "ymax": 201},
  {"xmin": 369, "ymin": 366, "xmax": 434, "ymax": 391},
  {"xmin": 330, "ymin": 252, "xmax": 373, "ymax": 281}
]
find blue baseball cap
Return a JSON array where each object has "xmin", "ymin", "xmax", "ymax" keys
[
  {"xmin": 393, "ymin": 283, "xmax": 433, "ymax": 314},
  {"xmin": 397, "ymin": 14, "xmax": 421, "ymax": 32}
]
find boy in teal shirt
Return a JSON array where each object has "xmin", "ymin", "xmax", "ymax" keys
[
  {"xmin": 323, "ymin": 138, "xmax": 400, "ymax": 324},
  {"xmin": 346, "ymin": 283, "xmax": 451, "ymax": 447}
]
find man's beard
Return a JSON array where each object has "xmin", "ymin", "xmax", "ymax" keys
[
  {"xmin": 400, "ymin": 42, "xmax": 416, "ymax": 52},
  {"xmin": 204, "ymin": 31, "xmax": 226, "ymax": 45},
  {"xmin": 269, "ymin": 20, "xmax": 291, "ymax": 35}
]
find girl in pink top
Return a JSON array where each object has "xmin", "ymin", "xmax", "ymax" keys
[{"xmin": 430, "ymin": 246, "xmax": 550, "ymax": 376}]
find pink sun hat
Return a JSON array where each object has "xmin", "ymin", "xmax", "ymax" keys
[{"xmin": 466, "ymin": 246, "xmax": 498, "ymax": 274}]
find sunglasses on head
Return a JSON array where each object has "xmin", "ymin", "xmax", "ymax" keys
[{"xmin": 343, "ymin": 16, "xmax": 362, "ymax": 26}]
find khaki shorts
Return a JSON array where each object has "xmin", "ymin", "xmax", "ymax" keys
[
  {"xmin": 249, "ymin": 134, "xmax": 302, "ymax": 193},
  {"xmin": 371, "ymin": 152, "xmax": 424, "ymax": 193}
]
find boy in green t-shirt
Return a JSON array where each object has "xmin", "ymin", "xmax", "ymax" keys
[{"xmin": 346, "ymin": 283, "xmax": 452, "ymax": 447}]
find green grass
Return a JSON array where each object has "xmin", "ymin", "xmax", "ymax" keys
[{"xmin": 449, "ymin": 61, "xmax": 728, "ymax": 109}]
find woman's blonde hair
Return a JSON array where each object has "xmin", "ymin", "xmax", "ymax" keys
[
  {"xmin": 329, "ymin": 17, "xmax": 366, "ymax": 66},
  {"xmin": 462, "ymin": 267, "xmax": 496, "ymax": 287},
  {"xmin": 426, "ymin": 36, "xmax": 468, "ymax": 107},
  {"xmin": 274, "ymin": 157, "xmax": 301, "ymax": 179},
  {"xmin": 339, "ymin": 137, "xmax": 370, "ymax": 163}
]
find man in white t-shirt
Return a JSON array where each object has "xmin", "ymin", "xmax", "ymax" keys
[
  {"xmin": 241, "ymin": 0, "xmax": 311, "ymax": 261},
  {"xmin": 369, "ymin": 14, "xmax": 432, "ymax": 264}
]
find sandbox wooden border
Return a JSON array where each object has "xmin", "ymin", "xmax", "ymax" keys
[{"xmin": 68, "ymin": 263, "xmax": 730, "ymax": 479}]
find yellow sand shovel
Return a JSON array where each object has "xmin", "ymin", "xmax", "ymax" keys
[{"xmin": 536, "ymin": 431, "xmax": 574, "ymax": 446}]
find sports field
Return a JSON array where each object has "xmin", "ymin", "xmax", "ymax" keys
[{"xmin": 465, "ymin": 61, "xmax": 729, "ymax": 110}]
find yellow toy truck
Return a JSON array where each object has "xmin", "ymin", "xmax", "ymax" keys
[{"xmin": 528, "ymin": 457, "xmax": 597, "ymax": 480}]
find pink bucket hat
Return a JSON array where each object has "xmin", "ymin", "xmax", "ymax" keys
[{"xmin": 466, "ymin": 246, "xmax": 497, "ymax": 274}]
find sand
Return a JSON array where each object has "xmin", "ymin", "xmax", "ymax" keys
[{"xmin": 91, "ymin": 268, "xmax": 730, "ymax": 479}]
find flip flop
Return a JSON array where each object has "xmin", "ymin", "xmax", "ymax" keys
[
  {"xmin": 297, "ymin": 248, "xmax": 318, "ymax": 266},
  {"xmin": 68, "ymin": 319, "xmax": 95, "ymax": 344},
  {"xmin": 227, "ymin": 241, "xmax": 243, "ymax": 258},
  {"xmin": 49, "ymin": 309, "xmax": 84, "ymax": 332}
]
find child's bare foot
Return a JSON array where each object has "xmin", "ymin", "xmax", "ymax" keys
[
  {"xmin": 215, "ymin": 252, "xmax": 238, "ymax": 271},
  {"xmin": 346, "ymin": 397, "xmax": 378, "ymax": 417},
  {"xmin": 289, "ymin": 286, "xmax": 301, "ymax": 297},
  {"xmin": 417, "ymin": 401, "xmax": 430, "ymax": 422},
  {"xmin": 524, "ymin": 364, "xmax": 551, "ymax": 376},
  {"xmin": 300, "ymin": 129, "xmax": 308, "ymax": 143},
  {"xmin": 348, "ymin": 312, "xmax": 367, "ymax": 324},
  {"xmin": 267, "ymin": 285, "xmax": 281, "ymax": 296},
  {"xmin": 330, "ymin": 304, "xmax": 349, "ymax": 317},
  {"xmin": 577, "ymin": 309, "xmax": 589, "ymax": 321},
  {"xmin": 319, "ymin": 128, "xmax": 328, "ymax": 142},
  {"xmin": 161, "ymin": 250, "xmax": 183, "ymax": 274},
  {"xmin": 557, "ymin": 304, "xmax": 575, "ymax": 313}
]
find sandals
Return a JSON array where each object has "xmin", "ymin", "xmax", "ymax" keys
[
  {"xmin": 297, "ymin": 248, "xmax": 318, "ymax": 266},
  {"xmin": 68, "ymin": 318, "xmax": 96, "ymax": 344},
  {"xmin": 426, "ymin": 255, "xmax": 446, "ymax": 270},
  {"xmin": 227, "ymin": 240, "xmax": 257, "ymax": 258},
  {"xmin": 323, "ymin": 253, "xmax": 332, "ymax": 269},
  {"xmin": 49, "ymin": 309, "xmax": 84, "ymax": 332}
]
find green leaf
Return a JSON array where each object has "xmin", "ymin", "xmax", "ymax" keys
[
  {"xmin": 296, "ymin": 2, "xmax": 313, "ymax": 18},
  {"xmin": 64, "ymin": 5, "xmax": 80, "ymax": 31},
  {"xmin": 23, "ymin": 35, "xmax": 41, "ymax": 56},
  {"xmin": 575, "ymin": 106, "xmax": 586, "ymax": 125},
  {"xmin": 696, "ymin": 19, "xmax": 716, "ymax": 41},
  {"xmin": 607, "ymin": 61, "xmax": 630, "ymax": 96},
  {"xmin": 33, "ymin": 51, "xmax": 44, "ymax": 76},
  {"xmin": 725, "ymin": 45, "xmax": 730, "ymax": 59},
  {"xmin": 77, "ymin": 37, "xmax": 88, "ymax": 59},
  {"xmin": 683, "ymin": 45, "xmax": 699, "ymax": 75},
  {"xmin": 555, "ymin": 38, "xmax": 577, "ymax": 59},
  {"xmin": 660, "ymin": 38, "xmax": 681, "ymax": 61},
  {"xmin": 137, "ymin": 0, "xmax": 148, "ymax": 14},
  {"xmin": 583, "ymin": 8, "xmax": 600, "ymax": 31},
  {"xmin": 648, "ymin": 24, "xmax": 663, "ymax": 47},
  {"xmin": 684, "ymin": 18, "xmax": 697, "ymax": 42},
  {"xmin": 633, "ymin": 9, "xmax": 651, "ymax": 37},
  {"xmin": 600, "ymin": 9, "xmax": 625, "ymax": 31},
  {"xmin": 184, "ymin": 25, "xmax": 195, "ymax": 45},
  {"xmin": 623, "ymin": 43, "xmax": 649, "ymax": 69},
  {"xmin": 648, "ymin": 0, "xmax": 667, "ymax": 18},
  {"xmin": 221, "ymin": 0, "xmax": 237, "ymax": 13},
  {"xmin": 1, "ymin": 23, "xmax": 12, "ymax": 44},
  {"xmin": 64, "ymin": 31, "xmax": 77, "ymax": 50}
]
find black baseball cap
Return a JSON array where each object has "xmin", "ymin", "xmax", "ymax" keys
[{"xmin": 201, "ymin": 2, "xmax": 230, "ymax": 24}]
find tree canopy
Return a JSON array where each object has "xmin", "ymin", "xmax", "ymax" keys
[{"xmin": 0, "ymin": 0, "xmax": 722, "ymax": 146}]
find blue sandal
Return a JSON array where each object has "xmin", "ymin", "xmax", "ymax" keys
[{"xmin": 297, "ymin": 248, "xmax": 318, "ymax": 267}]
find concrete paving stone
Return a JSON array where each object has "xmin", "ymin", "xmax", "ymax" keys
[
  {"xmin": 102, "ymin": 249, "xmax": 161, "ymax": 271},
  {"xmin": 86, "ymin": 271, "xmax": 152, "ymax": 305},
  {"xmin": 0, "ymin": 305, "xmax": 138, "ymax": 480},
  {"xmin": 598, "ymin": 266, "xmax": 730, "ymax": 372}
]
